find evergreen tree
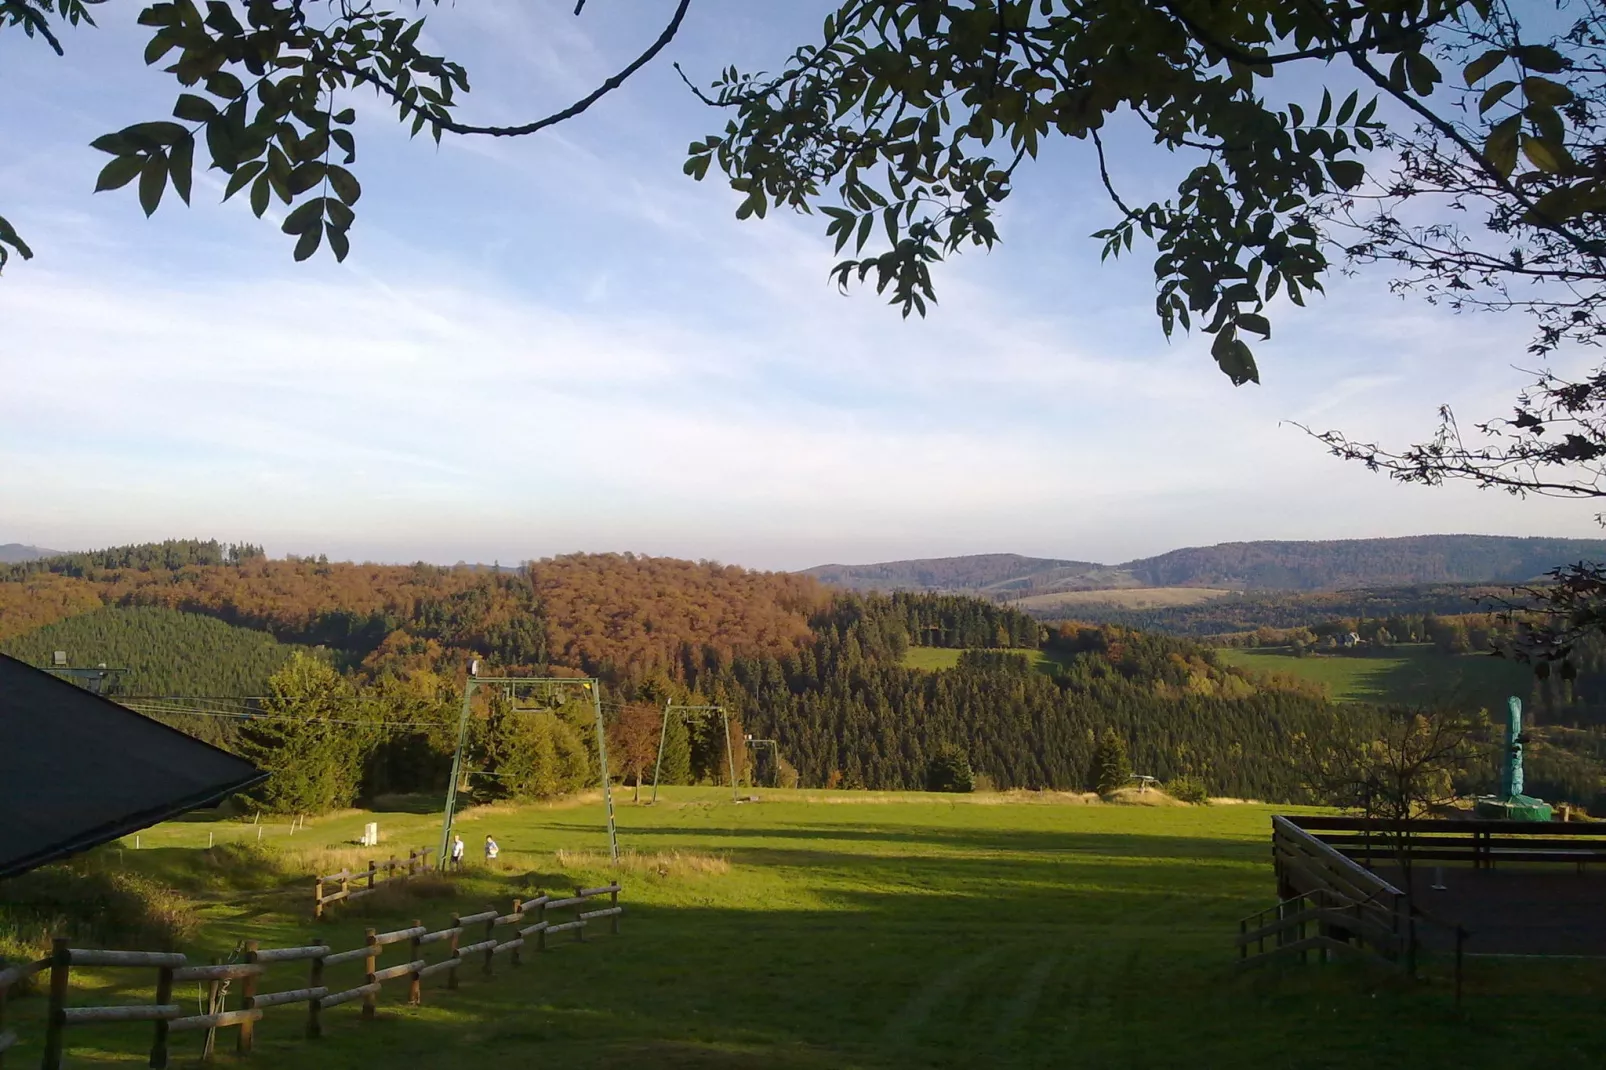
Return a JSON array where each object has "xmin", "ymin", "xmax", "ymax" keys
[
  {"xmin": 1092, "ymin": 729, "xmax": 1133, "ymax": 796},
  {"xmin": 657, "ymin": 710, "xmax": 693, "ymax": 786},
  {"xmin": 926, "ymin": 744, "xmax": 975, "ymax": 793},
  {"xmin": 236, "ymin": 651, "xmax": 365, "ymax": 815}
]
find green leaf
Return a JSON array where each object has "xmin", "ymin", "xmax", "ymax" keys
[
  {"xmin": 250, "ymin": 171, "xmax": 271, "ymax": 217},
  {"xmin": 1479, "ymin": 80, "xmax": 1517, "ymax": 114},
  {"xmin": 327, "ymin": 224, "xmax": 350, "ymax": 262},
  {"xmin": 1405, "ymin": 52, "xmax": 1441, "ymax": 97},
  {"xmin": 1522, "ymin": 134, "xmax": 1571, "ymax": 175},
  {"xmin": 326, "ymin": 166, "xmax": 361, "ymax": 205},
  {"xmin": 1211, "ymin": 330, "xmax": 1260, "ymax": 386},
  {"xmin": 223, "ymin": 160, "xmax": 265, "ymax": 199},
  {"xmin": 168, "ymin": 136, "xmax": 193, "ymax": 205},
  {"xmin": 94, "ymin": 155, "xmax": 143, "ymax": 193},
  {"xmin": 1237, "ymin": 313, "xmax": 1271, "ymax": 338},
  {"xmin": 333, "ymin": 108, "xmax": 356, "ymax": 125},
  {"xmin": 1523, "ymin": 77, "xmax": 1574, "ymax": 108},
  {"xmin": 1326, "ymin": 159, "xmax": 1364, "ymax": 190},
  {"xmin": 1463, "ymin": 48, "xmax": 1507, "ymax": 86},
  {"xmin": 293, "ymin": 220, "xmax": 323, "ymax": 262},
  {"xmin": 288, "ymin": 162, "xmax": 326, "ymax": 196},
  {"xmin": 90, "ymin": 133, "xmax": 133, "ymax": 156},
  {"xmin": 205, "ymin": 71, "xmax": 244, "ymax": 99},
  {"xmin": 1485, "ymin": 115, "xmax": 1521, "ymax": 178},
  {"xmin": 138, "ymin": 152, "xmax": 168, "ymax": 216},
  {"xmin": 173, "ymin": 93, "xmax": 217, "ymax": 123},
  {"xmin": 1513, "ymin": 45, "xmax": 1567, "ymax": 74},
  {"xmin": 281, "ymin": 198, "xmax": 323, "ymax": 236}
]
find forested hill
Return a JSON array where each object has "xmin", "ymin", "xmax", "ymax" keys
[
  {"xmin": 2, "ymin": 541, "xmax": 1342, "ymax": 802},
  {"xmin": 805, "ymin": 535, "xmax": 1606, "ymax": 595},
  {"xmin": 0, "ymin": 543, "xmax": 63, "ymax": 564},
  {"xmin": 1123, "ymin": 535, "xmax": 1606, "ymax": 590},
  {"xmin": 805, "ymin": 554, "xmax": 1115, "ymax": 594}
]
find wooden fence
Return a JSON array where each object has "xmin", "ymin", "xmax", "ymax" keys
[
  {"xmin": 0, "ymin": 883, "xmax": 622, "ymax": 1069},
  {"xmin": 1239, "ymin": 815, "xmax": 1412, "ymax": 968},
  {"xmin": 1283, "ymin": 814, "xmax": 1606, "ymax": 872},
  {"xmin": 315, "ymin": 847, "xmax": 436, "ymax": 919}
]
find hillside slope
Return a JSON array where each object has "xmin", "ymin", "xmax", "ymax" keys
[
  {"xmin": 803, "ymin": 553, "xmax": 1121, "ymax": 594},
  {"xmin": 805, "ymin": 534, "xmax": 1606, "ymax": 596},
  {"xmin": 0, "ymin": 543, "xmax": 62, "ymax": 564}
]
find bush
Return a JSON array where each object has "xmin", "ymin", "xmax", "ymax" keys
[
  {"xmin": 1166, "ymin": 776, "xmax": 1209, "ymax": 805},
  {"xmin": 0, "ymin": 863, "xmax": 198, "ymax": 955},
  {"xmin": 926, "ymin": 744, "xmax": 975, "ymax": 793}
]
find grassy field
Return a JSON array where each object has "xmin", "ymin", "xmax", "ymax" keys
[
  {"xmin": 1012, "ymin": 586, "xmax": 1233, "ymax": 613},
  {"xmin": 900, "ymin": 647, "xmax": 1064, "ymax": 672},
  {"xmin": 1215, "ymin": 644, "xmax": 1533, "ymax": 708},
  {"xmin": 4, "ymin": 789, "xmax": 1601, "ymax": 1069}
]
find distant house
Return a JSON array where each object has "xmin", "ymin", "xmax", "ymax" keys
[
  {"xmin": 0, "ymin": 653, "xmax": 264, "ymax": 879},
  {"xmin": 1341, "ymin": 632, "xmax": 1361, "ymax": 648}
]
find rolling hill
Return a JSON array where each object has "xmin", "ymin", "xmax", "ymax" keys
[
  {"xmin": 804, "ymin": 534, "xmax": 1606, "ymax": 598},
  {"xmin": 0, "ymin": 543, "xmax": 62, "ymax": 564}
]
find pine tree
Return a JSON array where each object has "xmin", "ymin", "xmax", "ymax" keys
[
  {"xmin": 657, "ymin": 710, "xmax": 693, "ymax": 786},
  {"xmin": 926, "ymin": 743, "xmax": 975, "ymax": 793},
  {"xmin": 237, "ymin": 651, "xmax": 366, "ymax": 815},
  {"xmin": 1092, "ymin": 728, "xmax": 1133, "ymax": 795}
]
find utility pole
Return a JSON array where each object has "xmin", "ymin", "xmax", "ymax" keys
[
  {"xmin": 438, "ymin": 659, "xmax": 479, "ymax": 869},
  {"xmin": 585, "ymin": 680, "xmax": 620, "ymax": 863},
  {"xmin": 650, "ymin": 698, "xmax": 672, "ymax": 805}
]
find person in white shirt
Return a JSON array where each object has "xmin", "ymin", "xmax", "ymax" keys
[
  {"xmin": 484, "ymin": 835, "xmax": 500, "ymax": 863},
  {"xmin": 450, "ymin": 834, "xmax": 465, "ymax": 871}
]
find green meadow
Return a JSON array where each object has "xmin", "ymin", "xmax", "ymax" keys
[
  {"xmin": 1214, "ymin": 644, "xmax": 1532, "ymax": 709},
  {"xmin": 900, "ymin": 647, "xmax": 1060, "ymax": 673},
  {"xmin": 4, "ymin": 789, "xmax": 1601, "ymax": 1069}
]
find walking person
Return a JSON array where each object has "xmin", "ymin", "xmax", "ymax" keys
[
  {"xmin": 484, "ymin": 834, "xmax": 500, "ymax": 866},
  {"xmin": 450, "ymin": 833, "xmax": 465, "ymax": 872}
]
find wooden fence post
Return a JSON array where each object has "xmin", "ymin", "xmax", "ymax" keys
[
  {"xmin": 314, "ymin": 876, "xmax": 324, "ymax": 920},
  {"xmin": 339, "ymin": 869, "xmax": 350, "ymax": 906},
  {"xmin": 407, "ymin": 850, "xmax": 417, "ymax": 878},
  {"xmin": 482, "ymin": 912, "xmax": 496, "ymax": 977},
  {"xmin": 510, "ymin": 899, "xmax": 524, "ymax": 967},
  {"xmin": 238, "ymin": 940, "xmax": 259, "ymax": 1053},
  {"xmin": 447, "ymin": 915, "xmax": 461, "ymax": 991},
  {"xmin": 535, "ymin": 896, "xmax": 547, "ymax": 953},
  {"xmin": 574, "ymin": 888, "xmax": 585, "ymax": 944},
  {"xmin": 149, "ymin": 964, "xmax": 174, "ymax": 1069},
  {"xmin": 362, "ymin": 929, "xmax": 379, "ymax": 1020},
  {"xmin": 42, "ymin": 937, "xmax": 69, "ymax": 1070},
  {"xmin": 408, "ymin": 920, "xmax": 423, "ymax": 1005},
  {"xmin": 367, "ymin": 860, "xmax": 377, "ymax": 895},
  {"xmin": 307, "ymin": 947, "xmax": 324, "ymax": 1039},
  {"xmin": 610, "ymin": 886, "xmax": 620, "ymax": 936},
  {"xmin": 388, "ymin": 856, "xmax": 397, "ymax": 885}
]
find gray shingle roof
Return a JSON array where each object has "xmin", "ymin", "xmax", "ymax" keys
[{"xmin": 0, "ymin": 653, "xmax": 264, "ymax": 878}]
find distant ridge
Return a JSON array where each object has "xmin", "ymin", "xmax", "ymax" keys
[
  {"xmin": 802, "ymin": 534, "xmax": 1606, "ymax": 595},
  {"xmin": 0, "ymin": 544, "xmax": 63, "ymax": 564}
]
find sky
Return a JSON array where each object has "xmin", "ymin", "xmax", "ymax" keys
[{"xmin": 2, "ymin": 1, "xmax": 1603, "ymax": 572}]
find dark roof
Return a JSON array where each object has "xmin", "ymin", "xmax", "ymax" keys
[{"xmin": 0, "ymin": 653, "xmax": 265, "ymax": 878}]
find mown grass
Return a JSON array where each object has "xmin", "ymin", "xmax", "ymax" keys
[
  {"xmin": 1215, "ymin": 644, "xmax": 1532, "ymax": 709},
  {"xmin": 901, "ymin": 647, "xmax": 1062, "ymax": 673},
  {"xmin": 3, "ymin": 789, "xmax": 1601, "ymax": 1068}
]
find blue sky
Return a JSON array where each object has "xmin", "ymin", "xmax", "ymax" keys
[{"xmin": 1, "ymin": 1, "xmax": 1601, "ymax": 571}]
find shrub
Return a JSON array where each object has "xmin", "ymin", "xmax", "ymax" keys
[
  {"xmin": 1166, "ymin": 776, "xmax": 1209, "ymax": 805},
  {"xmin": 0, "ymin": 863, "xmax": 198, "ymax": 953}
]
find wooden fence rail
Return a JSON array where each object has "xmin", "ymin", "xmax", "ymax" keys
[
  {"xmin": 12, "ymin": 883, "xmax": 625, "ymax": 1068},
  {"xmin": 1284, "ymin": 815, "xmax": 1606, "ymax": 872},
  {"xmin": 315, "ymin": 848, "xmax": 436, "ymax": 919}
]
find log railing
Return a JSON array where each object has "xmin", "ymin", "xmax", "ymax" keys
[
  {"xmin": 1283, "ymin": 815, "xmax": 1606, "ymax": 872},
  {"xmin": 14, "ymin": 883, "xmax": 624, "ymax": 1068},
  {"xmin": 315, "ymin": 847, "xmax": 435, "ymax": 919}
]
